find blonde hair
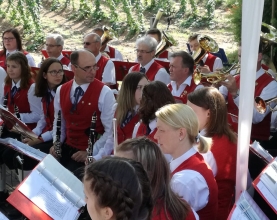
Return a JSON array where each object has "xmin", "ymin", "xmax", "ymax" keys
[{"xmin": 155, "ymin": 104, "xmax": 211, "ymax": 153}]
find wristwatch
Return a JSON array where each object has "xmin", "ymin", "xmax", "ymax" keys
[{"xmin": 233, "ymin": 89, "xmax": 240, "ymax": 99}]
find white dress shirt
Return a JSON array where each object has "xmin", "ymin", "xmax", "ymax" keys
[
  {"xmin": 53, "ymin": 79, "xmax": 116, "ymax": 160},
  {"xmin": 202, "ymin": 53, "xmax": 223, "ymax": 72},
  {"xmin": 95, "ymin": 53, "xmax": 116, "ymax": 84},
  {"xmin": 104, "ymin": 45, "xmax": 123, "ymax": 61},
  {"xmin": 170, "ymin": 75, "xmax": 204, "ymax": 97},
  {"xmin": 170, "ymin": 147, "xmax": 209, "ymax": 211},
  {"xmin": 6, "ymin": 50, "xmax": 36, "ymax": 67},
  {"xmin": 219, "ymin": 68, "xmax": 277, "ymax": 124},
  {"xmin": 129, "ymin": 59, "xmax": 170, "ymax": 85},
  {"xmin": 132, "ymin": 118, "xmax": 157, "ymax": 138},
  {"xmin": 32, "ymin": 90, "xmax": 55, "ymax": 142}
]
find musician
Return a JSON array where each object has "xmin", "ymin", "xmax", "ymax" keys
[
  {"xmin": 49, "ymin": 49, "xmax": 115, "ymax": 171},
  {"xmin": 92, "ymin": 27, "xmax": 123, "ymax": 61},
  {"xmin": 146, "ymin": 28, "xmax": 172, "ymax": 61},
  {"xmin": 83, "ymin": 33, "xmax": 116, "ymax": 86},
  {"xmin": 0, "ymin": 28, "xmax": 36, "ymax": 68},
  {"xmin": 132, "ymin": 81, "xmax": 175, "ymax": 142},
  {"xmin": 38, "ymin": 34, "xmax": 71, "ymax": 69},
  {"xmin": 168, "ymin": 51, "xmax": 203, "ymax": 103},
  {"xmin": 154, "ymin": 104, "xmax": 218, "ymax": 219},
  {"xmin": 187, "ymin": 87, "xmax": 237, "ymax": 220},
  {"xmin": 188, "ymin": 34, "xmax": 223, "ymax": 73},
  {"xmin": 129, "ymin": 36, "xmax": 170, "ymax": 85},
  {"xmin": 219, "ymin": 43, "xmax": 277, "ymax": 142},
  {"xmin": 116, "ymin": 137, "xmax": 198, "ymax": 220}
]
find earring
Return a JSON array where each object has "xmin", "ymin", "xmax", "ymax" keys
[{"xmin": 179, "ymin": 138, "xmax": 182, "ymax": 141}]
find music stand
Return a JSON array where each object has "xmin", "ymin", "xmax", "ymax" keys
[
  {"xmin": 112, "ymin": 60, "xmax": 138, "ymax": 81},
  {"xmin": 30, "ymin": 67, "xmax": 40, "ymax": 80}
]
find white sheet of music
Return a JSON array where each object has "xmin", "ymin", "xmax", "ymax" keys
[
  {"xmin": 0, "ymin": 212, "xmax": 8, "ymax": 220},
  {"xmin": 257, "ymin": 181, "xmax": 277, "ymax": 211},
  {"xmin": 250, "ymin": 141, "xmax": 273, "ymax": 163}
]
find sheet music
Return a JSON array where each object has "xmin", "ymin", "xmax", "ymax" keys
[
  {"xmin": 250, "ymin": 141, "xmax": 273, "ymax": 163},
  {"xmin": 260, "ymin": 163, "xmax": 277, "ymax": 200},
  {"xmin": 0, "ymin": 138, "xmax": 46, "ymax": 161},
  {"xmin": 257, "ymin": 181, "xmax": 277, "ymax": 211},
  {"xmin": 0, "ymin": 212, "xmax": 8, "ymax": 220}
]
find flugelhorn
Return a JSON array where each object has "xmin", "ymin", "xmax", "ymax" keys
[
  {"xmin": 193, "ymin": 63, "xmax": 240, "ymax": 85},
  {"xmin": 155, "ymin": 31, "xmax": 178, "ymax": 57},
  {"xmin": 255, "ymin": 96, "xmax": 277, "ymax": 114},
  {"xmin": 151, "ymin": 8, "xmax": 164, "ymax": 29}
]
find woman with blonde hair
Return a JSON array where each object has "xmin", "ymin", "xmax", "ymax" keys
[
  {"xmin": 154, "ymin": 104, "xmax": 218, "ymax": 220},
  {"xmin": 115, "ymin": 137, "xmax": 198, "ymax": 220},
  {"xmin": 187, "ymin": 87, "xmax": 237, "ymax": 220}
]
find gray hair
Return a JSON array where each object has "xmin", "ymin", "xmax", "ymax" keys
[
  {"xmin": 84, "ymin": 33, "xmax": 101, "ymax": 42},
  {"xmin": 136, "ymin": 36, "xmax": 158, "ymax": 52},
  {"xmin": 46, "ymin": 33, "xmax": 64, "ymax": 47}
]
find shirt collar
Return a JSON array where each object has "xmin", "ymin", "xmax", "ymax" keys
[
  {"xmin": 6, "ymin": 49, "xmax": 17, "ymax": 56},
  {"xmin": 12, "ymin": 79, "xmax": 21, "ymax": 88},
  {"xmin": 149, "ymin": 118, "xmax": 157, "ymax": 132},
  {"xmin": 57, "ymin": 54, "xmax": 64, "ymax": 61},
  {"xmin": 95, "ymin": 53, "xmax": 102, "ymax": 62},
  {"xmin": 170, "ymin": 75, "xmax": 192, "ymax": 88},
  {"xmin": 256, "ymin": 67, "xmax": 265, "ymax": 79},
  {"xmin": 104, "ymin": 45, "xmax": 110, "ymax": 53},
  {"xmin": 170, "ymin": 147, "xmax": 197, "ymax": 172},
  {"xmin": 141, "ymin": 59, "xmax": 155, "ymax": 72},
  {"xmin": 72, "ymin": 79, "xmax": 89, "ymax": 93}
]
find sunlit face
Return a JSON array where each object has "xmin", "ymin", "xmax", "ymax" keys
[
  {"xmin": 3, "ymin": 32, "xmax": 17, "ymax": 51},
  {"xmin": 45, "ymin": 37, "xmax": 62, "ymax": 58},
  {"xmin": 169, "ymin": 56, "xmax": 188, "ymax": 82},
  {"xmin": 44, "ymin": 62, "xmax": 64, "ymax": 89},
  {"xmin": 135, "ymin": 77, "xmax": 149, "ymax": 105},
  {"xmin": 83, "ymin": 35, "xmax": 101, "ymax": 55},
  {"xmin": 7, "ymin": 60, "xmax": 21, "ymax": 83},
  {"xmin": 187, "ymin": 101, "xmax": 210, "ymax": 131},
  {"xmin": 147, "ymin": 34, "xmax": 160, "ymax": 43},
  {"xmin": 136, "ymin": 43, "xmax": 155, "ymax": 67},
  {"xmin": 189, "ymin": 39, "xmax": 200, "ymax": 52},
  {"xmin": 154, "ymin": 119, "xmax": 180, "ymax": 155}
]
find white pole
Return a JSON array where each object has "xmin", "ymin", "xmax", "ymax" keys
[{"xmin": 235, "ymin": 0, "xmax": 265, "ymax": 201}]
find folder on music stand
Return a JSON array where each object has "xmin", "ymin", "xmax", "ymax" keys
[
  {"xmin": 41, "ymin": 50, "xmax": 73, "ymax": 59},
  {"xmin": 250, "ymin": 141, "xmax": 274, "ymax": 164},
  {"xmin": 30, "ymin": 67, "xmax": 40, "ymax": 80},
  {"xmin": 112, "ymin": 60, "xmax": 138, "ymax": 81},
  {"xmin": 7, "ymin": 154, "xmax": 85, "ymax": 220},
  {"xmin": 0, "ymin": 105, "xmax": 38, "ymax": 140}
]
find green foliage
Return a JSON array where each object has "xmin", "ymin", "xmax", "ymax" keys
[
  {"xmin": 206, "ymin": 0, "xmax": 215, "ymax": 19},
  {"xmin": 226, "ymin": 49, "xmax": 238, "ymax": 64},
  {"xmin": 228, "ymin": 0, "xmax": 242, "ymax": 42},
  {"xmin": 179, "ymin": 0, "xmax": 187, "ymax": 14},
  {"xmin": 122, "ymin": 0, "xmax": 140, "ymax": 37},
  {"xmin": 106, "ymin": 0, "xmax": 119, "ymax": 22}
]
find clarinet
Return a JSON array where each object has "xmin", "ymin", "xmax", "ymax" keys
[
  {"xmin": 87, "ymin": 111, "xmax": 97, "ymax": 164},
  {"xmin": 14, "ymin": 104, "xmax": 21, "ymax": 120},
  {"xmin": 53, "ymin": 110, "xmax": 62, "ymax": 157},
  {"xmin": 0, "ymin": 93, "xmax": 8, "ymax": 137}
]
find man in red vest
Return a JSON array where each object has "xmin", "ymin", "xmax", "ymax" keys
[
  {"xmin": 49, "ymin": 49, "xmax": 116, "ymax": 172},
  {"xmin": 168, "ymin": 51, "xmax": 203, "ymax": 104},
  {"xmin": 129, "ymin": 36, "xmax": 170, "ymax": 85},
  {"xmin": 219, "ymin": 43, "xmax": 277, "ymax": 142},
  {"xmin": 92, "ymin": 27, "xmax": 123, "ymax": 61},
  {"xmin": 83, "ymin": 33, "xmax": 116, "ymax": 86},
  {"xmin": 146, "ymin": 28, "xmax": 172, "ymax": 61},
  {"xmin": 39, "ymin": 33, "xmax": 71, "ymax": 69},
  {"xmin": 188, "ymin": 34, "xmax": 223, "ymax": 73}
]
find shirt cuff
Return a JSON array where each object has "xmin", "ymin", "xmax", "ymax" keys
[{"xmin": 41, "ymin": 131, "xmax": 53, "ymax": 142}]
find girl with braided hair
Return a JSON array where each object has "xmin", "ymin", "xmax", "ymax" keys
[
  {"xmin": 115, "ymin": 137, "xmax": 198, "ymax": 220},
  {"xmin": 84, "ymin": 157, "xmax": 153, "ymax": 220}
]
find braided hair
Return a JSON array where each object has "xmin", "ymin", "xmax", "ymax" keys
[{"xmin": 84, "ymin": 157, "xmax": 153, "ymax": 220}]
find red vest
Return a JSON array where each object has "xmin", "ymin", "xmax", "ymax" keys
[
  {"xmin": 4, "ymin": 80, "xmax": 36, "ymax": 130},
  {"xmin": 60, "ymin": 56, "xmax": 71, "ymax": 66},
  {"xmin": 227, "ymin": 73, "xmax": 273, "ymax": 140},
  {"xmin": 167, "ymin": 79, "xmax": 198, "ymax": 104},
  {"xmin": 106, "ymin": 46, "xmax": 115, "ymax": 59},
  {"xmin": 204, "ymin": 53, "xmax": 217, "ymax": 72},
  {"xmin": 117, "ymin": 114, "xmax": 139, "ymax": 144},
  {"xmin": 41, "ymin": 97, "xmax": 55, "ymax": 134},
  {"xmin": 95, "ymin": 55, "xmax": 109, "ymax": 81},
  {"xmin": 172, "ymin": 153, "xmax": 218, "ymax": 220},
  {"xmin": 0, "ymin": 50, "xmax": 29, "ymax": 68},
  {"xmin": 211, "ymin": 135, "xmax": 237, "ymax": 220},
  {"xmin": 158, "ymin": 50, "xmax": 169, "ymax": 59},
  {"xmin": 60, "ymin": 79, "xmax": 105, "ymax": 150},
  {"xmin": 136, "ymin": 122, "xmax": 157, "ymax": 143},
  {"xmin": 132, "ymin": 61, "xmax": 164, "ymax": 81}
]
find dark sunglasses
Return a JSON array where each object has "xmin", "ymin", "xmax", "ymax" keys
[{"xmin": 83, "ymin": 41, "xmax": 98, "ymax": 46}]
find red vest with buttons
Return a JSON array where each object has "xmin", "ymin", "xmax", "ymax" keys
[
  {"xmin": 106, "ymin": 46, "xmax": 115, "ymax": 59},
  {"xmin": 4, "ymin": 80, "xmax": 36, "ymax": 130},
  {"xmin": 95, "ymin": 55, "xmax": 109, "ymax": 81},
  {"xmin": 167, "ymin": 79, "xmax": 198, "ymax": 104},
  {"xmin": 41, "ymin": 96, "xmax": 55, "ymax": 134},
  {"xmin": 117, "ymin": 114, "xmax": 139, "ymax": 144},
  {"xmin": 204, "ymin": 53, "xmax": 217, "ymax": 72},
  {"xmin": 132, "ymin": 61, "xmax": 164, "ymax": 81},
  {"xmin": 171, "ymin": 153, "xmax": 218, "ymax": 220},
  {"xmin": 136, "ymin": 122, "xmax": 157, "ymax": 143},
  {"xmin": 158, "ymin": 50, "xmax": 169, "ymax": 59},
  {"xmin": 0, "ymin": 50, "xmax": 29, "ymax": 69},
  {"xmin": 60, "ymin": 56, "xmax": 71, "ymax": 66},
  {"xmin": 60, "ymin": 79, "xmax": 105, "ymax": 150},
  {"xmin": 227, "ymin": 73, "xmax": 273, "ymax": 140}
]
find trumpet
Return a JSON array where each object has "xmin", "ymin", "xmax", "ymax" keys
[
  {"xmin": 255, "ymin": 96, "xmax": 277, "ymax": 114},
  {"xmin": 193, "ymin": 63, "xmax": 240, "ymax": 85}
]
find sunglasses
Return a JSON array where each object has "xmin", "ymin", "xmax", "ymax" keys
[{"xmin": 83, "ymin": 41, "xmax": 98, "ymax": 46}]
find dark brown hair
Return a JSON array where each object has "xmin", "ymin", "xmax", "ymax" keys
[
  {"xmin": 188, "ymin": 87, "xmax": 237, "ymax": 143},
  {"xmin": 116, "ymin": 137, "xmax": 191, "ymax": 220},
  {"xmin": 84, "ymin": 157, "xmax": 153, "ymax": 220},
  {"xmin": 170, "ymin": 51, "xmax": 195, "ymax": 74},
  {"xmin": 145, "ymin": 29, "xmax": 162, "ymax": 42},
  {"xmin": 139, "ymin": 81, "xmax": 175, "ymax": 124},
  {"xmin": 1, "ymin": 28, "xmax": 23, "ymax": 55},
  {"xmin": 35, "ymin": 58, "xmax": 67, "ymax": 97},
  {"xmin": 4, "ymin": 52, "xmax": 32, "ymax": 89}
]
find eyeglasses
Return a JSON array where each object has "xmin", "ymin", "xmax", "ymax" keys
[
  {"xmin": 135, "ymin": 49, "xmax": 153, "ymax": 54},
  {"xmin": 83, "ymin": 41, "xmax": 98, "ymax": 46},
  {"xmin": 74, "ymin": 64, "xmax": 99, "ymax": 72},
  {"xmin": 3, "ymin": 37, "xmax": 15, "ymax": 42},
  {"xmin": 47, "ymin": 69, "xmax": 64, "ymax": 76},
  {"xmin": 45, "ymin": 44, "xmax": 60, "ymax": 48}
]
